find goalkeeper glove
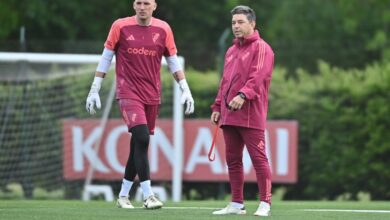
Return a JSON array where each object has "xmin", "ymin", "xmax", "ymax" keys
[
  {"xmin": 86, "ymin": 76, "xmax": 103, "ymax": 115},
  {"xmin": 178, "ymin": 79, "xmax": 195, "ymax": 115}
]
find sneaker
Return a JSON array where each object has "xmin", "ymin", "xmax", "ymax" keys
[
  {"xmin": 116, "ymin": 196, "xmax": 134, "ymax": 209},
  {"xmin": 143, "ymin": 195, "xmax": 163, "ymax": 209},
  {"xmin": 254, "ymin": 201, "xmax": 271, "ymax": 216},
  {"xmin": 212, "ymin": 204, "xmax": 246, "ymax": 215}
]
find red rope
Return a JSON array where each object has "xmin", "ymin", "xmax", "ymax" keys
[{"xmin": 208, "ymin": 125, "xmax": 219, "ymax": 161}]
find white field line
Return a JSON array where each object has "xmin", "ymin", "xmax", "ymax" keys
[
  {"xmin": 134, "ymin": 207, "xmax": 390, "ymax": 213},
  {"xmin": 134, "ymin": 206, "xmax": 219, "ymax": 210},
  {"xmin": 164, "ymin": 206, "xmax": 219, "ymax": 210},
  {"xmin": 303, "ymin": 209, "xmax": 390, "ymax": 214}
]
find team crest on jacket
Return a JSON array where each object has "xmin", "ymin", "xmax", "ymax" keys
[{"xmin": 152, "ymin": 33, "xmax": 160, "ymax": 43}]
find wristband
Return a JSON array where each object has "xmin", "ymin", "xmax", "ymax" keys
[{"xmin": 238, "ymin": 92, "xmax": 246, "ymax": 100}]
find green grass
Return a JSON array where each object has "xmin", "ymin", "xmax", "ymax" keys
[{"xmin": 1, "ymin": 200, "xmax": 389, "ymax": 220}]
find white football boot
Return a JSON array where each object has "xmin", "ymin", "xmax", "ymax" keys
[
  {"xmin": 116, "ymin": 196, "xmax": 134, "ymax": 209},
  {"xmin": 143, "ymin": 195, "xmax": 163, "ymax": 209},
  {"xmin": 254, "ymin": 201, "xmax": 271, "ymax": 216},
  {"xmin": 212, "ymin": 204, "xmax": 246, "ymax": 215}
]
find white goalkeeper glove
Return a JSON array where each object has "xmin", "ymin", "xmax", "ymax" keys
[
  {"xmin": 86, "ymin": 76, "xmax": 103, "ymax": 115},
  {"xmin": 178, "ymin": 79, "xmax": 195, "ymax": 115}
]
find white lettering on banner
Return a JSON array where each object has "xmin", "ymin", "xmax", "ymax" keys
[
  {"xmin": 242, "ymin": 148, "xmax": 252, "ymax": 174},
  {"xmin": 69, "ymin": 124, "xmax": 291, "ymax": 178},
  {"xmin": 105, "ymin": 125, "xmax": 128, "ymax": 173},
  {"xmin": 185, "ymin": 127, "xmax": 224, "ymax": 174},
  {"xmin": 150, "ymin": 127, "xmax": 175, "ymax": 172},
  {"xmin": 72, "ymin": 126, "xmax": 110, "ymax": 173},
  {"xmin": 276, "ymin": 128, "xmax": 288, "ymax": 175}
]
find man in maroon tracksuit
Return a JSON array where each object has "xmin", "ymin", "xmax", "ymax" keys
[{"xmin": 211, "ymin": 5, "xmax": 274, "ymax": 216}]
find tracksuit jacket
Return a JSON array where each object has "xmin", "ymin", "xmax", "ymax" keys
[{"xmin": 211, "ymin": 30, "xmax": 274, "ymax": 130}]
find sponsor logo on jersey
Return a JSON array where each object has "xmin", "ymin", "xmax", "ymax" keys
[{"xmin": 127, "ymin": 47, "xmax": 157, "ymax": 56}]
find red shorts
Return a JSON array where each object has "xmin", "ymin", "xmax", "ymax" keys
[{"xmin": 118, "ymin": 99, "xmax": 159, "ymax": 135}]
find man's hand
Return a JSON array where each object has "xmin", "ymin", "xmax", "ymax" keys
[
  {"xmin": 178, "ymin": 79, "xmax": 195, "ymax": 115},
  {"xmin": 210, "ymin": 112, "xmax": 220, "ymax": 125},
  {"xmin": 86, "ymin": 76, "xmax": 103, "ymax": 115},
  {"xmin": 228, "ymin": 94, "xmax": 245, "ymax": 111}
]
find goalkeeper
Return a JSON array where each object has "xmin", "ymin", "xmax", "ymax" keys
[{"xmin": 85, "ymin": 0, "xmax": 194, "ymax": 210}]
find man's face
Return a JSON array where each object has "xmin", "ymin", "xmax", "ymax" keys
[
  {"xmin": 133, "ymin": 0, "xmax": 156, "ymax": 20},
  {"xmin": 232, "ymin": 14, "xmax": 255, "ymax": 38}
]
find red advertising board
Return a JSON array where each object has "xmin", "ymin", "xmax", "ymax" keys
[{"xmin": 63, "ymin": 119, "xmax": 298, "ymax": 183}]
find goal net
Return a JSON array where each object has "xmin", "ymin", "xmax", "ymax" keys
[{"xmin": 0, "ymin": 52, "xmax": 183, "ymax": 200}]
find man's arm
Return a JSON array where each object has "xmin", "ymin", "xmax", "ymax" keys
[
  {"xmin": 85, "ymin": 48, "xmax": 114, "ymax": 115},
  {"xmin": 166, "ymin": 55, "xmax": 195, "ymax": 115},
  {"xmin": 172, "ymin": 70, "xmax": 185, "ymax": 82}
]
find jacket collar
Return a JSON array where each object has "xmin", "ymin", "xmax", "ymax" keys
[{"xmin": 233, "ymin": 30, "xmax": 261, "ymax": 47}]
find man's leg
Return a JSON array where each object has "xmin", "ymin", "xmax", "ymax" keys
[
  {"xmin": 119, "ymin": 98, "xmax": 151, "ymax": 186},
  {"xmin": 131, "ymin": 124, "xmax": 153, "ymax": 197},
  {"xmin": 240, "ymin": 128, "xmax": 271, "ymax": 216},
  {"xmin": 116, "ymin": 99, "xmax": 140, "ymax": 208},
  {"xmin": 222, "ymin": 126, "xmax": 245, "ymax": 204},
  {"xmin": 119, "ymin": 137, "xmax": 136, "ymax": 197},
  {"xmin": 137, "ymin": 104, "xmax": 162, "ymax": 209},
  {"xmin": 212, "ymin": 126, "xmax": 247, "ymax": 215},
  {"xmin": 240, "ymin": 128, "xmax": 272, "ymax": 204},
  {"xmin": 118, "ymin": 99, "xmax": 161, "ymax": 209}
]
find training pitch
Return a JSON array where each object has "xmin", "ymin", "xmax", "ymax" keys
[{"xmin": 1, "ymin": 200, "xmax": 389, "ymax": 220}]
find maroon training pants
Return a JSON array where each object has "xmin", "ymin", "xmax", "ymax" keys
[{"xmin": 222, "ymin": 125, "xmax": 272, "ymax": 204}]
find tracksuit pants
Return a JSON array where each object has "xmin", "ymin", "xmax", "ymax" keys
[{"xmin": 222, "ymin": 125, "xmax": 272, "ymax": 204}]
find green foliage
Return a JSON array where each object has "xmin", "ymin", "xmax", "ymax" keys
[
  {"xmin": 269, "ymin": 61, "xmax": 390, "ymax": 200},
  {"xmin": 0, "ymin": 0, "xmax": 388, "ymax": 70},
  {"xmin": 249, "ymin": 0, "xmax": 389, "ymax": 72},
  {"xmin": 182, "ymin": 69, "xmax": 220, "ymax": 118},
  {"xmin": 0, "ymin": 0, "xmax": 19, "ymax": 39},
  {"xmin": 160, "ymin": 68, "xmax": 220, "ymax": 118}
]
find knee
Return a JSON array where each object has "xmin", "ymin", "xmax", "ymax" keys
[
  {"xmin": 136, "ymin": 132, "xmax": 149, "ymax": 147},
  {"xmin": 226, "ymin": 155, "xmax": 243, "ymax": 167},
  {"xmin": 131, "ymin": 125, "xmax": 150, "ymax": 147}
]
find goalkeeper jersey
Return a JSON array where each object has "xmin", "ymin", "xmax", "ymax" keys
[{"xmin": 104, "ymin": 16, "xmax": 177, "ymax": 104}]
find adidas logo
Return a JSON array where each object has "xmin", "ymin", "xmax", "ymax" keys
[
  {"xmin": 126, "ymin": 35, "xmax": 135, "ymax": 41},
  {"xmin": 226, "ymin": 55, "xmax": 234, "ymax": 63}
]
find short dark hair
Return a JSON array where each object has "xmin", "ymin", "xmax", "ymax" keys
[{"xmin": 231, "ymin": 5, "xmax": 256, "ymax": 22}]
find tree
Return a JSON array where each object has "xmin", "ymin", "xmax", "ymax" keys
[{"xmin": 267, "ymin": 0, "xmax": 390, "ymax": 71}]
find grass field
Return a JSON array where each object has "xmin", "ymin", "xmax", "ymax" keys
[{"xmin": 1, "ymin": 200, "xmax": 390, "ymax": 220}]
